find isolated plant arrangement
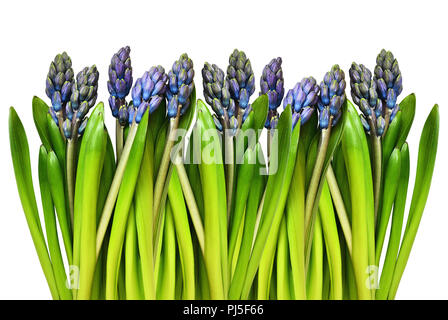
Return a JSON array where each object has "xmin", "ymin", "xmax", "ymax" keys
[{"xmin": 9, "ymin": 47, "xmax": 439, "ymax": 300}]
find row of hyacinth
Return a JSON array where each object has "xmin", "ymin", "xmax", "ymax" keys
[
  {"xmin": 46, "ymin": 48, "xmax": 402, "ymax": 137},
  {"xmin": 201, "ymin": 49, "xmax": 401, "ymax": 134}
]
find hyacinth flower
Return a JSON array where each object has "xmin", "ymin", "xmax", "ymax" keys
[
  {"xmin": 107, "ymin": 46, "xmax": 133, "ymax": 159},
  {"xmin": 260, "ymin": 57, "xmax": 284, "ymax": 129},
  {"xmin": 374, "ymin": 49, "xmax": 402, "ymax": 135},
  {"xmin": 65, "ymin": 65, "xmax": 99, "ymax": 221},
  {"xmin": 257, "ymin": 57, "xmax": 283, "ymax": 162},
  {"xmin": 304, "ymin": 65, "xmax": 346, "ymax": 257},
  {"xmin": 202, "ymin": 62, "xmax": 235, "ymax": 129},
  {"xmin": 45, "ymin": 52, "xmax": 75, "ymax": 137},
  {"xmin": 350, "ymin": 62, "xmax": 385, "ymax": 221},
  {"xmin": 226, "ymin": 49, "xmax": 255, "ymax": 127},
  {"xmin": 283, "ymin": 76, "xmax": 319, "ymax": 130},
  {"xmin": 153, "ymin": 53, "xmax": 195, "ymax": 225},
  {"xmin": 97, "ymin": 66, "xmax": 167, "ymax": 258}
]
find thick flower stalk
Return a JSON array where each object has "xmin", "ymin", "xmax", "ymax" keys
[
  {"xmin": 374, "ymin": 49, "xmax": 402, "ymax": 134},
  {"xmin": 45, "ymin": 52, "xmax": 75, "ymax": 134},
  {"xmin": 227, "ymin": 49, "xmax": 255, "ymax": 127},
  {"xmin": 305, "ymin": 65, "xmax": 346, "ymax": 264},
  {"xmin": 202, "ymin": 62, "xmax": 237, "ymax": 215},
  {"xmin": 107, "ymin": 46, "xmax": 133, "ymax": 158},
  {"xmin": 153, "ymin": 54, "xmax": 195, "ymax": 229},
  {"xmin": 350, "ymin": 62, "xmax": 384, "ymax": 220},
  {"xmin": 66, "ymin": 65, "xmax": 99, "ymax": 224},
  {"xmin": 283, "ymin": 76, "xmax": 319, "ymax": 129}
]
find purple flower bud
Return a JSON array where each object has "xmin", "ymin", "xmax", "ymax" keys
[
  {"xmin": 77, "ymin": 101, "xmax": 89, "ymax": 119},
  {"xmin": 360, "ymin": 114, "xmax": 370, "ymax": 132},
  {"xmin": 376, "ymin": 116, "xmax": 385, "ymax": 136},
  {"xmin": 319, "ymin": 108, "xmax": 329, "ymax": 129},
  {"xmin": 78, "ymin": 118, "xmax": 88, "ymax": 136},
  {"xmin": 360, "ymin": 98, "xmax": 371, "ymax": 116},
  {"xmin": 115, "ymin": 61, "xmax": 125, "ymax": 78},
  {"xmin": 393, "ymin": 74, "xmax": 402, "ymax": 96},
  {"xmin": 132, "ymin": 80, "xmax": 142, "ymax": 107},
  {"xmin": 135, "ymin": 101, "xmax": 148, "ymax": 123},
  {"xmin": 266, "ymin": 69, "xmax": 276, "ymax": 89},
  {"xmin": 128, "ymin": 105, "xmax": 135, "ymax": 124},
  {"xmin": 329, "ymin": 80, "xmax": 338, "ymax": 96},
  {"xmin": 239, "ymin": 88, "xmax": 249, "ymax": 109},
  {"xmin": 329, "ymin": 96, "xmax": 342, "ymax": 116},
  {"xmin": 242, "ymin": 104, "xmax": 251, "ymax": 123},
  {"xmin": 267, "ymin": 91, "xmax": 278, "ymax": 110},
  {"xmin": 246, "ymin": 74, "xmax": 255, "ymax": 96},
  {"xmin": 292, "ymin": 112, "xmax": 300, "ymax": 129},
  {"xmin": 167, "ymin": 95, "xmax": 179, "ymax": 118},
  {"xmin": 61, "ymin": 81, "xmax": 72, "ymax": 102},
  {"xmin": 229, "ymin": 78, "xmax": 239, "ymax": 99},
  {"xmin": 300, "ymin": 107, "xmax": 314, "ymax": 126},
  {"xmin": 63, "ymin": 119, "xmax": 72, "ymax": 139},
  {"xmin": 376, "ymin": 78, "xmax": 387, "ymax": 99},
  {"xmin": 390, "ymin": 104, "xmax": 400, "ymax": 122},
  {"xmin": 375, "ymin": 100, "xmax": 383, "ymax": 119},
  {"xmin": 283, "ymin": 90, "xmax": 294, "ymax": 109},
  {"xmin": 141, "ymin": 79, "xmax": 154, "ymax": 102},
  {"xmin": 49, "ymin": 107, "xmax": 58, "ymax": 125},
  {"xmin": 320, "ymin": 85, "xmax": 330, "ymax": 106},
  {"xmin": 118, "ymin": 104, "xmax": 128, "ymax": 126},
  {"xmin": 109, "ymin": 96, "xmax": 118, "ymax": 117},
  {"xmin": 52, "ymin": 92, "xmax": 62, "ymax": 112},
  {"xmin": 153, "ymin": 80, "xmax": 166, "ymax": 96},
  {"xmin": 213, "ymin": 114, "xmax": 223, "ymax": 131},
  {"xmin": 303, "ymin": 90, "xmax": 317, "ymax": 108},
  {"xmin": 112, "ymin": 79, "xmax": 125, "ymax": 99},
  {"xmin": 178, "ymin": 84, "xmax": 190, "ymax": 105},
  {"xmin": 66, "ymin": 103, "xmax": 74, "ymax": 121},
  {"xmin": 107, "ymin": 81, "xmax": 116, "ymax": 96},
  {"xmin": 386, "ymin": 88, "xmax": 397, "ymax": 109}
]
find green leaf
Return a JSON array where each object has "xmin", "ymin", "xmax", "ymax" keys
[
  {"xmin": 388, "ymin": 104, "xmax": 439, "ymax": 299},
  {"xmin": 105, "ymin": 109, "xmax": 149, "ymax": 299},
  {"xmin": 341, "ymin": 102, "xmax": 374, "ymax": 300},
  {"xmin": 38, "ymin": 146, "xmax": 72, "ymax": 300},
  {"xmin": 9, "ymin": 107, "xmax": 59, "ymax": 299},
  {"xmin": 396, "ymin": 93, "xmax": 416, "ymax": 148},
  {"xmin": 376, "ymin": 143, "xmax": 410, "ymax": 300},
  {"xmin": 47, "ymin": 150, "xmax": 73, "ymax": 266},
  {"xmin": 257, "ymin": 111, "xmax": 301, "ymax": 299},
  {"xmin": 32, "ymin": 96, "xmax": 52, "ymax": 151},
  {"xmin": 228, "ymin": 145, "xmax": 256, "ymax": 265},
  {"xmin": 375, "ymin": 148, "xmax": 401, "ymax": 265}
]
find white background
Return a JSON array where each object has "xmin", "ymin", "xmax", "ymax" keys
[{"xmin": 0, "ymin": 0, "xmax": 446, "ymax": 299}]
